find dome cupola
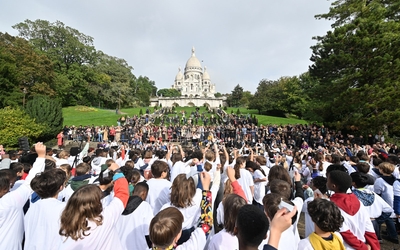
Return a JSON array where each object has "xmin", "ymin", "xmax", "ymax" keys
[
  {"xmin": 203, "ymin": 66, "xmax": 210, "ymax": 80},
  {"xmin": 175, "ymin": 67, "xmax": 183, "ymax": 80},
  {"xmin": 185, "ymin": 47, "xmax": 202, "ymax": 73}
]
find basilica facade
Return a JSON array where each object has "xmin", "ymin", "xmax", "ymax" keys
[
  {"xmin": 172, "ymin": 47, "xmax": 216, "ymax": 97},
  {"xmin": 150, "ymin": 47, "xmax": 225, "ymax": 108}
]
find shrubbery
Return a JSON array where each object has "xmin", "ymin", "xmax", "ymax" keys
[
  {"xmin": 25, "ymin": 96, "xmax": 63, "ymax": 142},
  {"xmin": 0, "ymin": 107, "xmax": 45, "ymax": 148}
]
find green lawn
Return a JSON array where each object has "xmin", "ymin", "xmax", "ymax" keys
[{"xmin": 63, "ymin": 106, "xmax": 307, "ymax": 126}]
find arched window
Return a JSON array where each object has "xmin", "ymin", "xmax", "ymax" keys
[{"xmin": 191, "ymin": 84, "xmax": 193, "ymax": 90}]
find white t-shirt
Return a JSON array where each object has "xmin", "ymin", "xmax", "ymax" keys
[
  {"xmin": 148, "ymin": 228, "xmax": 206, "ymax": 250},
  {"xmin": 116, "ymin": 200, "xmax": 153, "ymax": 250},
  {"xmin": 170, "ymin": 161, "xmax": 190, "ymax": 183},
  {"xmin": 208, "ymin": 229, "xmax": 238, "ymax": 250},
  {"xmin": 58, "ymin": 197, "xmax": 125, "ymax": 250},
  {"xmin": 160, "ymin": 189, "xmax": 202, "ymax": 230},
  {"xmin": 146, "ymin": 178, "xmax": 172, "ymax": 215},
  {"xmin": 0, "ymin": 157, "xmax": 45, "ymax": 250},
  {"xmin": 24, "ymin": 198, "xmax": 66, "ymax": 250},
  {"xmin": 253, "ymin": 169, "xmax": 267, "ymax": 204},
  {"xmin": 237, "ymin": 168, "xmax": 254, "ymax": 204}
]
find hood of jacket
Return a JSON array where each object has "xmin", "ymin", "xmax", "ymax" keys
[{"xmin": 330, "ymin": 193, "xmax": 361, "ymax": 216}]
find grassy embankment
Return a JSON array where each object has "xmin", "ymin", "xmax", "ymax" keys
[{"xmin": 63, "ymin": 106, "xmax": 307, "ymax": 126}]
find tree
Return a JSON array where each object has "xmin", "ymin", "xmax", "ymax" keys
[
  {"xmin": 157, "ymin": 88, "xmax": 181, "ymax": 97},
  {"xmin": 214, "ymin": 92, "xmax": 222, "ymax": 98},
  {"xmin": 0, "ymin": 32, "xmax": 56, "ymax": 108},
  {"xmin": 227, "ymin": 84, "xmax": 243, "ymax": 107},
  {"xmin": 249, "ymin": 79, "xmax": 285, "ymax": 115},
  {"xmin": 239, "ymin": 91, "xmax": 253, "ymax": 108},
  {"xmin": 13, "ymin": 19, "xmax": 96, "ymax": 72},
  {"xmin": 309, "ymin": 0, "xmax": 400, "ymax": 134},
  {"xmin": 135, "ymin": 76, "xmax": 157, "ymax": 106},
  {"xmin": 0, "ymin": 107, "xmax": 45, "ymax": 148},
  {"xmin": 25, "ymin": 96, "xmax": 63, "ymax": 141}
]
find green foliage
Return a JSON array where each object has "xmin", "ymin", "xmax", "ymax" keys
[
  {"xmin": 0, "ymin": 32, "xmax": 56, "ymax": 108},
  {"xmin": 139, "ymin": 109, "xmax": 143, "ymax": 116},
  {"xmin": 25, "ymin": 96, "xmax": 63, "ymax": 141},
  {"xmin": 0, "ymin": 107, "xmax": 45, "ymax": 147},
  {"xmin": 249, "ymin": 77, "xmax": 308, "ymax": 118},
  {"xmin": 214, "ymin": 92, "xmax": 222, "ymax": 98},
  {"xmin": 239, "ymin": 91, "xmax": 253, "ymax": 108},
  {"xmin": 157, "ymin": 88, "xmax": 181, "ymax": 97},
  {"xmin": 236, "ymin": 108, "xmax": 241, "ymax": 115},
  {"xmin": 227, "ymin": 84, "xmax": 244, "ymax": 107},
  {"xmin": 4, "ymin": 19, "xmax": 156, "ymax": 109},
  {"xmin": 223, "ymin": 106, "xmax": 228, "ymax": 111},
  {"xmin": 309, "ymin": 0, "xmax": 400, "ymax": 134}
]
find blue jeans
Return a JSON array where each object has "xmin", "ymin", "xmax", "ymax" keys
[{"xmin": 373, "ymin": 212, "xmax": 398, "ymax": 240}]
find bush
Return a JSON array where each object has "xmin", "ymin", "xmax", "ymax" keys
[
  {"xmin": 0, "ymin": 107, "xmax": 45, "ymax": 148},
  {"xmin": 223, "ymin": 106, "xmax": 228, "ymax": 111},
  {"xmin": 139, "ymin": 109, "xmax": 143, "ymax": 116},
  {"xmin": 25, "ymin": 96, "xmax": 63, "ymax": 142},
  {"xmin": 236, "ymin": 108, "xmax": 241, "ymax": 115}
]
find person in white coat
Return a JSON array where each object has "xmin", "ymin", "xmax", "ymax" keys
[
  {"xmin": 0, "ymin": 142, "xmax": 46, "ymax": 250},
  {"xmin": 24, "ymin": 168, "xmax": 67, "ymax": 250},
  {"xmin": 116, "ymin": 182, "xmax": 154, "ymax": 249}
]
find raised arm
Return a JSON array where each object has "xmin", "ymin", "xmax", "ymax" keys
[
  {"xmin": 226, "ymin": 167, "xmax": 247, "ymax": 202},
  {"xmin": 198, "ymin": 172, "xmax": 213, "ymax": 235}
]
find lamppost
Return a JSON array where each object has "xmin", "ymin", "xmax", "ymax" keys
[
  {"xmin": 118, "ymin": 90, "xmax": 121, "ymax": 110},
  {"xmin": 23, "ymin": 88, "xmax": 27, "ymax": 108}
]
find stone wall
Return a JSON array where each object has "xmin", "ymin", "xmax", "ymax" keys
[{"xmin": 150, "ymin": 96, "xmax": 227, "ymax": 108}]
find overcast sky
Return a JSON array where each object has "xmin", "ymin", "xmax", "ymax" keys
[{"xmin": 0, "ymin": 0, "xmax": 333, "ymax": 93}]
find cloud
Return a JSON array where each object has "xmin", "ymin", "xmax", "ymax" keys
[{"xmin": 0, "ymin": 0, "xmax": 332, "ymax": 93}]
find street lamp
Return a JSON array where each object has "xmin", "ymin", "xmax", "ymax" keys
[{"xmin": 23, "ymin": 88, "xmax": 27, "ymax": 108}]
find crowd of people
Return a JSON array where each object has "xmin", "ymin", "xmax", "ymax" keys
[{"xmin": 1, "ymin": 114, "xmax": 400, "ymax": 249}]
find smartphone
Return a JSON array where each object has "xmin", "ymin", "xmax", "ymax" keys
[
  {"xmin": 278, "ymin": 199, "xmax": 294, "ymax": 213},
  {"xmin": 314, "ymin": 189, "xmax": 323, "ymax": 197}
]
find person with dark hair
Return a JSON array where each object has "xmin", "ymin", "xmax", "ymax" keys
[
  {"xmin": 97, "ymin": 164, "xmax": 115, "ymax": 207},
  {"xmin": 302, "ymin": 176, "xmax": 328, "ymax": 238},
  {"xmin": 120, "ymin": 166, "xmax": 134, "ymax": 195},
  {"xmin": 298, "ymin": 199, "xmax": 345, "ymax": 249},
  {"xmin": 236, "ymin": 204, "xmax": 269, "ymax": 249},
  {"xmin": 208, "ymin": 194, "xmax": 247, "ymax": 250},
  {"xmin": 146, "ymin": 160, "xmax": 171, "ymax": 215},
  {"xmin": 325, "ymin": 164, "xmax": 348, "ymax": 176},
  {"xmin": 233, "ymin": 156, "xmax": 254, "ymax": 204},
  {"xmin": 24, "ymin": 168, "xmax": 66, "ymax": 249},
  {"xmin": 0, "ymin": 143, "xmax": 46, "ymax": 250},
  {"xmin": 116, "ymin": 181, "xmax": 153, "ymax": 250},
  {"xmin": 245, "ymin": 160, "xmax": 267, "ymax": 208},
  {"xmin": 0, "ymin": 169, "xmax": 16, "ymax": 198},
  {"xmin": 61, "ymin": 162, "xmax": 96, "ymax": 202},
  {"xmin": 262, "ymin": 193, "xmax": 298, "ymax": 249},
  {"xmin": 235, "ymin": 203, "xmax": 297, "ymax": 250},
  {"xmin": 327, "ymin": 170, "xmax": 379, "ymax": 249},
  {"xmin": 351, "ymin": 172, "xmax": 397, "ymax": 243}
]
